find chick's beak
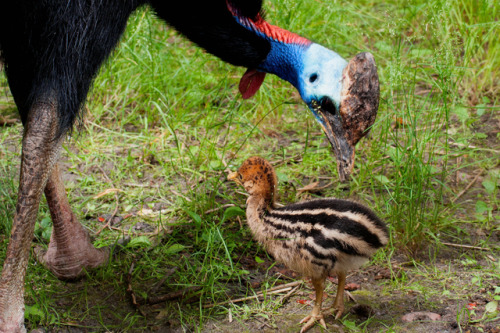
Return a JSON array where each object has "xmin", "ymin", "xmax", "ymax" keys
[{"xmin": 228, "ymin": 171, "xmax": 239, "ymax": 183}]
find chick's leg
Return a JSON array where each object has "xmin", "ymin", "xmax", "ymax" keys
[
  {"xmin": 333, "ymin": 271, "xmax": 346, "ymax": 319},
  {"xmin": 300, "ymin": 278, "xmax": 327, "ymax": 333}
]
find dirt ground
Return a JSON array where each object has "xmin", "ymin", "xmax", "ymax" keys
[{"xmin": 25, "ymin": 239, "xmax": 499, "ymax": 333}]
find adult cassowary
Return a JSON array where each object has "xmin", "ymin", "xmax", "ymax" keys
[{"xmin": 0, "ymin": 0, "xmax": 379, "ymax": 331}]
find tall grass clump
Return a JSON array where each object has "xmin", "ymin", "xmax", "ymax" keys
[
  {"xmin": 444, "ymin": 0, "xmax": 499, "ymax": 102},
  {"xmin": 356, "ymin": 0, "xmax": 498, "ymax": 251}
]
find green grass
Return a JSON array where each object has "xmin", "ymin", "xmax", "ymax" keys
[{"xmin": 0, "ymin": 0, "xmax": 499, "ymax": 331}]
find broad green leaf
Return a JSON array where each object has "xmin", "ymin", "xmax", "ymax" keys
[
  {"xmin": 42, "ymin": 229, "xmax": 52, "ymax": 242},
  {"xmin": 127, "ymin": 236, "xmax": 152, "ymax": 248},
  {"xmin": 25, "ymin": 305, "xmax": 45, "ymax": 321},
  {"xmin": 276, "ymin": 171, "xmax": 288, "ymax": 182},
  {"xmin": 221, "ymin": 206, "xmax": 246, "ymax": 223},
  {"xmin": 485, "ymin": 301, "xmax": 498, "ymax": 313},
  {"xmin": 165, "ymin": 243, "xmax": 185, "ymax": 254},
  {"xmin": 185, "ymin": 210, "xmax": 202, "ymax": 225},
  {"xmin": 374, "ymin": 175, "xmax": 390, "ymax": 185},
  {"xmin": 386, "ymin": 146, "xmax": 398, "ymax": 161},
  {"xmin": 40, "ymin": 217, "xmax": 52, "ymax": 229},
  {"xmin": 452, "ymin": 106, "xmax": 469, "ymax": 122},
  {"xmin": 475, "ymin": 103, "xmax": 487, "ymax": 116},
  {"xmin": 255, "ymin": 256, "xmax": 265, "ymax": 264},
  {"xmin": 475, "ymin": 200, "xmax": 489, "ymax": 214},
  {"xmin": 342, "ymin": 320, "xmax": 358, "ymax": 330},
  {"xmin": 482, "ymin": 180, "xmax": 496, "ymax": 194},
  {"xmin": 209, "ymin": 160, "xmax": 223, "ymax": 170}
]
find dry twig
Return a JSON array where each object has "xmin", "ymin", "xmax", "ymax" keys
[
  {"xmin": 204, "ymin": 204, "xmax": 235, "ymax": 215},
  {"xmin": 203, "ymin": 281, "xmax": 302, "ymax": 309},
  {"xmin": 450, "ymin": 169, "xmax": 483, "ymax": 204},
  {"xmin": 147, "ymin": 286, "xmax": 202, "ymax": 305},
  {"xmin": 442, "ymin": 242, "xmax": 489, "ymax": 251},
  {"xmin": 126, "ymin": 262, "xmax": 146, "ymax": 317},
  {"xmin": 275, "ymin": 285, "xmax": 300, "ymax": 305},
  {"xmin": 149, "ymin": 267, "xmax": 179, "ymax": 294},
  {"xmin": 0, "ymin": 116, "xmax": 18, "ymax": 126}
]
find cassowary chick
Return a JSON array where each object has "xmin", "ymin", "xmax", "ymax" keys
[{"xmin": 228, "ymin": 156, "xmax": 388, "ymax": 332}]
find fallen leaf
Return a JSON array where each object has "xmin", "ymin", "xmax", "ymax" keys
[
  {"xmin": 93, "ymin": 188, "xmax": 123, "ymax": 199},
  {"xmin": 262, "ymin": 129, "xmax": 280, "ymax": 139},
  {"xmin": 392, "ymin": 116, "xmax": 410, "ymax": 129},
  {"xmin": 345, "ymin": 283, "xmax": 360, "ymax": 291},
  {"xmin": 155, "ymin": 308, "xmax": 170, "ymax": 320},
  {"xmin": 374, "ymin": 268, "xmax": 392, "ymax": 280},
  {"xmin": 137, "ymin": 207, "xmax": 174, "ymax": 217},
  {"xmin": 296, "ymin": 299, "xmax": 310, "ymax": 305},
  {"xmin": 401, "ymin": 311, "xmax": 441, "ymax": 322},
  {"xmin": 98, "ymin": 214, "xmax": 123, "ymax": 226},
  {"xmin": 327, "ymin": 276, "xmax": 338, "ymax": 283}
]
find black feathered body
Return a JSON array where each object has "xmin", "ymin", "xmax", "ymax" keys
[
  {"xmin": 0, "ymin": 0, "xmax": 270, "ymax": 138},
  {"xmin": 246, "ymin": 197, "xmax": 389, "ymax": 280}
]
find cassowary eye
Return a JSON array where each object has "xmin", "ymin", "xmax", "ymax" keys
[{"xmin": 309, "ymin": 73, "xmax": 318, "ymax": 83}]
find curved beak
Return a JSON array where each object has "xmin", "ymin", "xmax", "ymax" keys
[
  {"xmin": 310, "ymin": 98, "xmax": 354, "ymax": 182},
  {"xmin": 311, "ymin": 52, "xmax": 379, "ymax": 182}
]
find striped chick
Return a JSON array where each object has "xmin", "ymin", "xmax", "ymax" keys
[{"xmin": 228, "ymin": 156, "xmax": 388, "ymax": 333}]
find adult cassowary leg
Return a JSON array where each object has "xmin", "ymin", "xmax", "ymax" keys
[
  {"xmin": 0, "ymin": 99, "xmax": 61, "ymax": 332},
  {"xmin": 0, "ymin": 98, "xmax": 109, "ymax": 331},
  {"xmin": 34, "ymin": 163, "xmax": 109, "ymax": 279}
]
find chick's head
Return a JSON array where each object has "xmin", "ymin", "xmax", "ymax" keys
[{"xmin": 228, "ymin": 156, "xmax": 277, "ymax": 205}]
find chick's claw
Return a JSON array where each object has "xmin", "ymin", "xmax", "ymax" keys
[
  {"xmin": 334, "ymin": 306, "xmax": 344, "ymax": 320},
  {"xmin": 300, "ymin": 313, "xmax": 326, "ymax": 333}
]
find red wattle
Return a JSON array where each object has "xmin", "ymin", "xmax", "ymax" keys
[{"xmin": 239, "ymin": 69, "xmax": 266, "ymax": 99}]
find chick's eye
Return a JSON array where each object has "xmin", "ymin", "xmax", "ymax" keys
[
  {"xmin": 238, "ymin": 174, "xmax": 243, "ymax": 181},
  {"xmin": 309, "ymin": 73, "xmax": 318, "ymax": 83}
]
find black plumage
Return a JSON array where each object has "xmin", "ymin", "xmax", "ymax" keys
[
  {"xmin": 0, "ymin": 2, "xmax": 275, "ymax": 331},
  {"xmin": 0, "ymin": 0, "xmax": 271, "ymax": 139}
]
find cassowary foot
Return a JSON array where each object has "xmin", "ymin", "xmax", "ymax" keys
[
  {"xmin": 36, "ymin": 164, "xmax": 110, "ymax": 280},
  {"xmin": 34, "ymin": 223, "xmax": 109, "ymax": 280},
  {"xmin": 0, "ymin": 306, "xmax": 26, "ymax": 333},
  {"xmin": 299, "ymin": 312, "xmax": 326, "ymax": 333}
]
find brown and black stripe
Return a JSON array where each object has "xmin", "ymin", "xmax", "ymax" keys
[{"xmin": 259, "ymin": 198, "xmax": 388, "ymax": 278}]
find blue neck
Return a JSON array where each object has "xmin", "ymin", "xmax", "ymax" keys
[{"xmin": 257, "ymin": 41, "xmax": 308, "ymax": 90}]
